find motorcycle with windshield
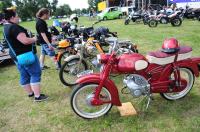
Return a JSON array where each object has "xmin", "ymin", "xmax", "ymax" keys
[{"xmin": 70, "ymin": 38, "xmax": 200, "ymax": 119}]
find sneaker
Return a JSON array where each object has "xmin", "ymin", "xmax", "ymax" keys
[
  {"xmin": 34, "ymin": 94, "xmax": 48, "ymax": 102},
  {"xmin": 41, "ymin": 65, "xmax": 50, "ymax": 70},
  {"xmin": 28, "ymin": 93, "xmax": 34, "ymax": 97}
]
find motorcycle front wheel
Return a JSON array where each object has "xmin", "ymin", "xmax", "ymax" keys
[
  {"xmin": 124, "ymin": 19, "xmax": 130, "ymax": 25},
  {"xmin": 58, "ymin": 50, "xmax": 74, "ymax": 68},
  {"xmin": 71, "ymin": 83, "xmax": 113, "ymax": 119},
  {"xmin": 59, "ymin": 58, "xmax": 88, "ymax": 86},
  {"xmin": 171, "ymin": 18, "xmax": 182, "ymax": 27},
  {"xmin": 160, "ymin": 68, "xmax": 194, "ymax": 100}
]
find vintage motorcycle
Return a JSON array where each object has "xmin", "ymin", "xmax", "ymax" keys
[
  {"xmin": 70, "ymin": 38, "xmax": 200, "ymax": 119},
  {"xmin": 124, "ymin": 10, "xmax": 150, "ymax": 25}
]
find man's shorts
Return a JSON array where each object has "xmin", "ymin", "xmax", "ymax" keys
[
  {"xmin": 16, "ymin": 55, "xmax": 42, "ymax": 86},
  {"xmin": 41, "ymin": 44, "xmax": 55, "ymax": 57}
]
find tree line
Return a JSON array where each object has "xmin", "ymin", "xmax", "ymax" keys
[{"xmin": 0, "ymin": 0, "xmax": 90, "ymax": 21}]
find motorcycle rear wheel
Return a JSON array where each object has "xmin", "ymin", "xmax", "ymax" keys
[
  {"xmin": 160, "ymin": 68, "xmax": 194, "ymax": 100},
  {"xmin": 148, "ymin": 19, "xmax": 158, "ymax": 27},
  {"xmin": 59, "ymin": 58, "xmax": 88, "ymax": 86},
  {"xmin": 71, "ymin": 83, "xmax": 113, "ymax": 119},
  {"xmin": 171, "ymin": 18, "xmax": 182, "ymax": 27},
  {"xmin": 124, "ymin": 19, "xmax": 130, "ymax": 25}
]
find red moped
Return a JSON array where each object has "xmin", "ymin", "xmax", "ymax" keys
[{"xmin": 70, "ymin": 37, "xmax": 200, "ymax": 119}]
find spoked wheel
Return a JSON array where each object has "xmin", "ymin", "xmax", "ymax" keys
[
  {"xmin": 161, "ymin": 68, "xmax": 194, "ymax": 100},
  {"xmin": 71, "ymin": 83, "xmax": 112, "ymax": 119},
  {"xmin": 171, "ymin": 18, "xmax": 182, "ymax": 27},
  {"xmin": 148, "ymin": 19, "xmax": 158, "ymax": 27},
  {"xmin": 59, "ymin": 58, "xmax": 88, "ymax": 86}
]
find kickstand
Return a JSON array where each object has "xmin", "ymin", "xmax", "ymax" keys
[{"xmin": 146, "ymin": 94, "xmax": 153, "ymax": 110}]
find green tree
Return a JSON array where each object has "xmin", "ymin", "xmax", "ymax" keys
[
  {"xmin": 55, "ymin": 4, "xmax": 72, "ymax": 17},
  {"xmin": 0, "ymin": 0, "xmax": 12, "ymax": 11},
  {"xmin": 13, "ymin": 0, "xmax": 51, "ymax": 21},
  {"xmin": 88, "ymin": 0, "xmax": 99, "ymax": 10},
  {"xmin": 51, "ymin": 0, "xmax": 58, "ymax": 15}
]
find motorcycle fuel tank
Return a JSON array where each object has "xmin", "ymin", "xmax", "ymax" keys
[{"xmin": 117, "ymin": 53, "xmax": 148, "ymax": 73}]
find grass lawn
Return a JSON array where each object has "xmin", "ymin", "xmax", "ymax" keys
[{"xmin": 0, "ymin": 17, "xmax": 200, "ymax": 131}]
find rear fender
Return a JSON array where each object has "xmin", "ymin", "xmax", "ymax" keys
[
  {"xmin": 76, "ymin": 73, "xmax": 122, "ymax": 106},
  {"xmin": 176, "ymin": 58, "xmax": 200, "ymax": 77}
]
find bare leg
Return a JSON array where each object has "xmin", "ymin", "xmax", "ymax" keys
[
  {"xmin": 40, "ymin": 54, "xmax": 45, "ymax": 68},
  {"xmin": 23, "ymin": 84, "xmax": 33, "ymax": 95},
  {"xmin": 31, "ymin": 84, "xmax": 41, "ymax": 97}
]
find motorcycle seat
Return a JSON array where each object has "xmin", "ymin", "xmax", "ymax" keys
[{"xmin": 146, "ymin": 46, "xmax": 192, "ymax": 65}]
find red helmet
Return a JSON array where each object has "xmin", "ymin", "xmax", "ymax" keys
[{"xmin": 162, "ymin": 38, "xmax": 180, "ymax": 53}]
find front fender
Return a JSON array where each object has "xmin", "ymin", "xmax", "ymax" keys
[
  {"xmin": 64, "ymin": 54, "xmax": 80, "ymax": 62},
  {"xmin": 76, "ymin": 73, "xmax": 122, "ymax": 106}
]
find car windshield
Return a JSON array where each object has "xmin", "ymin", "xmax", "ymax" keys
[{"xmin": 102, "ymin": 8, "xmax": 109, "ymax": 13}]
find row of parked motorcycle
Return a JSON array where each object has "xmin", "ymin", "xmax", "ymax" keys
[
  {"xmin": 48, "ymin": 21, "xmax": 138, "ymax": 87},
  {"xmin": 2, "ymin": 19, "xmax": 200, "ymax": 119},
  {"xmin": 124, "ymin": 7, "xmax": 200, "ymax": 27}
]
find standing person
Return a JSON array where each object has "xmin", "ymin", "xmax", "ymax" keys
[
  {"xmin": 89, "ymin": 8, "xmax": 93, "ymax": 20},
  {"xmin": 3, "ymin": 9, "xmax": 48, "ymax": 101},
  {"xmin": 35, "ymin": 8, "xmax": 59, "ymax": 70}
]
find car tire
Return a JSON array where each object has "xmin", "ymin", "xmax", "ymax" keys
[
  {"xmin": 118, "ymin": 14, "xmax": 122, "ymax": 19},
  {"xmin": 103, "ymin": 17, "xmax": 107, "ymax": 21}
]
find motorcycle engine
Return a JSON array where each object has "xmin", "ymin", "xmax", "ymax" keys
[
  {"xmin": 123, "ymin": 74, "xmax": 150, "ymax": 97},
  {"xmin": 85, "ymin": 45, "xmax": 98, "ymax": 56}
]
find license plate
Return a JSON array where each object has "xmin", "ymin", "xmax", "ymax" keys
[{"xmin": 77, "ymin": 70, "xmax": 93, "ymax": 78}]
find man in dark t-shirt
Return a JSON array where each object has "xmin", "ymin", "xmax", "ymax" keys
[
  {"xmin": 35, "ymin": 8, "xmax": 59, "ymax": 70},
  {"xmin": 3, "ymin": 9, "xmax": 48, "ymax": 101}
]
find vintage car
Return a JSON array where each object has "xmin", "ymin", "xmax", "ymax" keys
[
  {"xmin": 97, "ymin": 7, "xmax": 123, "ymax": 20},
  {"xmin": 0, "ymin": 39, "xmax": 11, "ymax": 64}
]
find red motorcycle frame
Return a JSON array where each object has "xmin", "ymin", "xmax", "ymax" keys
[{"xmin": 70, "ymin": 40, "xmax": 200, "ymax": 119}]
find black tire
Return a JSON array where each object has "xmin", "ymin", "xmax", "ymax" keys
[
  {"xmin": 160, "ymin": 68, "xmax": 194, "ymax": 101},
  {"xmin": 124, "ymin": 19, "xmax": 130, "ymax": 25},
  {"xmin": 198, "ymin": 16, "xmax": 200, "ymax": 21},
  {"xmin": 103, "ymin": 17, "xmax": 107, "ymax": 21},
  {"xmin": 148, "ymin": 19, "xmax": 158, "ymax": 27},
  {"xmin": 171, "ymin": 18, "xmax": 182, "ymax": 27},
  {"xmin": 59, "ymin": 58, "xmax": 88, "ymax": 86},
  {"xmin": 71, "ymin": 83, "xmax": 113, "ymax": 119}
]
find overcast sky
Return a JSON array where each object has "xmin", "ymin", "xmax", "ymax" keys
[{"xmin": 57, "ymin": 0, "xmax": 89, "ymax": 10}]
